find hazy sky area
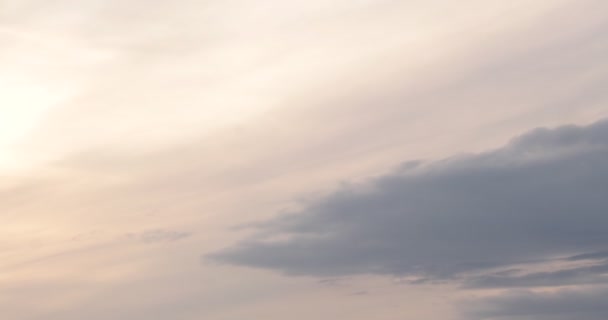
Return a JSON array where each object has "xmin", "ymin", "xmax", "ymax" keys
[{"xmin": 1, "ymin": 1, "xmax": 607, "ymax": 319}]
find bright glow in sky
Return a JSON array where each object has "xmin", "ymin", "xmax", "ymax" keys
[{"xmin": 0, "ymin": 76, "xmax": 62, "ymax": 168}]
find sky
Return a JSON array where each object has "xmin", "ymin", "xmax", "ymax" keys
[{"xmin": 0, "ymin": 1, "xmax": 607, "ymax": 319}]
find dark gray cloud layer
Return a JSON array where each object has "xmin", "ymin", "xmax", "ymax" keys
[{"xmin": 209, "ymin": 119, "xmax": 608, "ymax": 279}]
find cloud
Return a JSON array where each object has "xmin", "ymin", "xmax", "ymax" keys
[
  {"xmin": 208, "ymin": 119, "xmax": 608, "ymax": 279},
  {"xmin": 566, "ymin": 251, "xmax": 608, "ymax": 261},
  {"xmin": 126, "ymin": 229, "xmax": 192, "ymax": 244},
  {"xmin": 464, "ymin": 262, "xmax": 608, "ymax": 289},
  {"xmin": 468, "ymin": 287, "xmax": 608, "ymax": 320}
]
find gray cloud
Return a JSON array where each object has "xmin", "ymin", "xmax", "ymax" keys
[
  {"xmin": 468, "ymin": 287, "xmax": 608, "ymax": 320},
  {"xmin": 463, "ymin": 239, "xmax": 608, "ymax": 289},
  {"xmin": 566, "ymin": 251, "xmax": 608, "ymax": 261},
  {"xmin": 209, "ymin": 119, "xmax": 608, "ymax": 279},
  {"xmin": 464, "ymin": 263, "xmax": 608, "ymax": 289}
]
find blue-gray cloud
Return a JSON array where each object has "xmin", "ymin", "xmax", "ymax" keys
[
  {"xmin": 464, "ymin": 262, "xmax": 608, "ymax": 289},
  {"xmin": 566, "ymin": 251, "xmax": 608, "ymax": 261},
  {"xmin": 208, "ymin": 119, "xmax": 608, "ymax": 280}
]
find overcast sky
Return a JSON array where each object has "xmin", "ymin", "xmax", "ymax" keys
[{"xmin": 1, "ymin": 1, "xmax": 607, "ymax": 319}]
